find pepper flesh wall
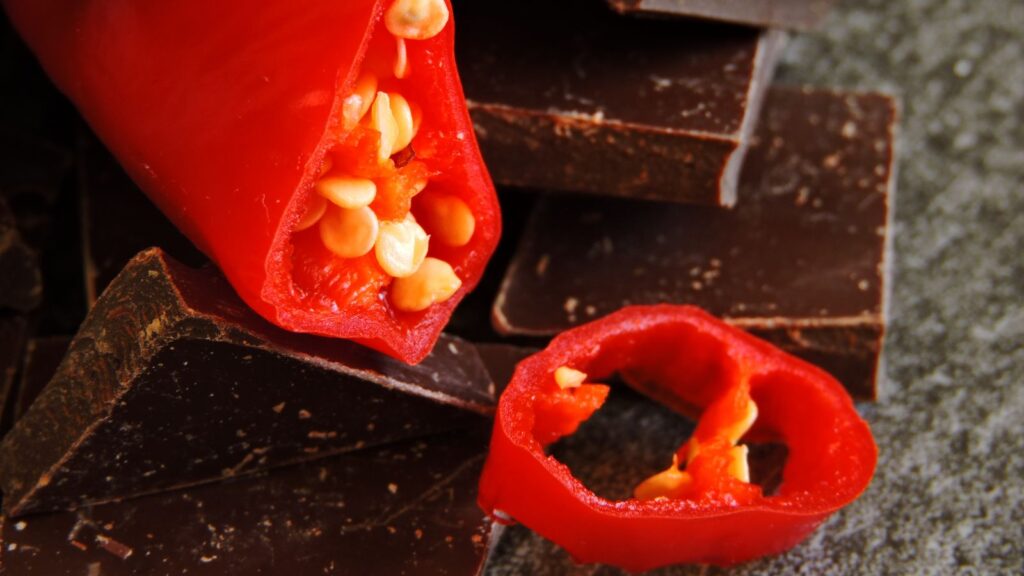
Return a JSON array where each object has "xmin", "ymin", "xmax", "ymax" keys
[
  {"xmin": 479, "ymin": 305, "xmax": 877, "ymax": 571},
  {"xmin": 3, "ymin": 0, "xmax": 500, "ymax": 363}
]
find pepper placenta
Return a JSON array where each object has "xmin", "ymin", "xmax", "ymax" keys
[
  {"xmin": 3, "ymin": 0, "xmax": 500, "ymax": 363},
  {"xmin": 478, "ymin": 305, "xmax": 877, "ymax": 570}
]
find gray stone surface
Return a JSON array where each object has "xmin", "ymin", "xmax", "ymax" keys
[{"xmin": 484, "ymin": 0, "xmax": 1024, "ymax": 573}]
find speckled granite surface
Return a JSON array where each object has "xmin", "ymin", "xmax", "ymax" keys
[{"xmin": 484, "ymin": 0, "xmax": 1024, "ymax": 573}]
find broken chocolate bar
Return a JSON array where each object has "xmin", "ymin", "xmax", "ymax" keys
[
  {"xmin": 0, "ymin": 248, "xmax": 495, "ymax": 517},
  {"xmin": 607, "ymin": 0, "xmax": 836, "ymax": 31},
  {"xmin": 454, "ymin": 0, "xmax": 785, "ymax": 206},
  {"xmin": 0, "ymin": 197, "xmax": 42, "ymax": 312},
  {"xmin": 79, "ymin": 131, "xmax": 206, "ymax": 306},
  {"xmin": 2, "ymin": 430, "xmax": 495, "ymax": 575},
  {"xmin": 494, "ymin": 87, "xmax": 897, "ymax": 400},
  {"xmin": 12, "ymin": 335, "xmax": 70, "ymax": 421}
]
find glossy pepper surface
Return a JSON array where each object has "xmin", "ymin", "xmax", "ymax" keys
[
  {"xmin": 478, "ymin": 305, "xmax": 877, "ymax": 571},
  {"xmin": 3, "ymin": 0, "xmax": 499, "ymax": 363}
]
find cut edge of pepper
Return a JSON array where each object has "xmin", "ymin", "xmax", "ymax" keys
[{"xmin": 261, "ymin": 0, "xmax": 500, "ymax": 363}]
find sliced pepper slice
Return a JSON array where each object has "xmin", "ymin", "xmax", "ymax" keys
[
  {"xmin": 4, "ymin": 0, "xmax": 499, "ymax": 363},
  {"xmin": 478, "ymin": 305, "xmax": 877, "ymax": 571}
]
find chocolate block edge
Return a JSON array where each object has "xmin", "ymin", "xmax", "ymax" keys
[
  {"xmin": 720, "ymin": 28, "xmax": 787, "ymax": 207},
  {"xmin": 607, "ymin": 0, "xmax": 836, "ymax": 31}
]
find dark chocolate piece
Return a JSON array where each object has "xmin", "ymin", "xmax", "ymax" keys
[
  {"xmin": 13, "ymin": 336, "xmax": 70, "ymax": 421},
  {"xmin": 0, "ymin": 197, "xmax": 42, "ymax": 312},
  {"xmin": 474, "ymin": 343, "xmax": 538, "ymax": 394},
  {"xmin": 0, "ymin": 248, "xmax": 495, "ymax": 517},
  {"xmin": 454, "ymin": 0, "xmax": 785, "ymax": 206},
  {"xmin": 2, "ymin": 430, "xmax": 495, "ymax": 575},
  {"xmin": 607, "ymin": 0, "xmax": 836, "ymax": 31},
  {"xmin": 79, "ymin": 131, "xmax": 206, "ymax": 306},
  {"xmin": 494, "ymin": 87, "xmax": 897, "ymax": 400}
]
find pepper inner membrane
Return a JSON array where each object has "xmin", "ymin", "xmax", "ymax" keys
[
  {"xmin": 290, "ymin": 0, "xmax": 473, "ymax": 315},
  {"xmin": 536, "ymin": 324, "xmax": 782, "ymax": 504}
]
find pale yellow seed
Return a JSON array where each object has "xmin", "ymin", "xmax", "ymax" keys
[
  {"xmin": 389, "ymin": 92, "xmax": 417, "ymax": 152},
  {"xmin": 553, "ymin": 366, "xmax": 587, "ymax": 390},
  {"xmin": 317, "ymin": 176, "xmax": 377, "ymax": 209},
  {"xmin": 411, "ymin": 100, "xmax": 423, "ymax": 136},
  {"xmin": 370, "ymin": 92, "xmax": 399, "ymax": 163},
  {"xmin": 394, "ymin": 37, "xmax": 410, "ymax": 79},
  {"xmin": 294, "ymin": 194, "xmax": 327, "ymax": 231},
  {"xmin": 319, "ymin": 205, "xmax": 379, "ymax": 258},
  {"xmin": 728, "ymin": 445, "xmax": 751, "ymax": 483},
  {"xmin": 390, "ymin": 257, "xmax": 462, "ymax": 312},
  {"xmin": 342, "ymin": 73, "xmax": 378, "ymax": 128},
  {"xmin": 418, "ymin": 194, "xmax": 475, "ymax": 247},
  {"xmin": 374, "ymin": 216, "xmax": 429, "ymax": 277},
  {"xmin": 385, "ymin": 0, "xmax": 450, "ymax": 40}
]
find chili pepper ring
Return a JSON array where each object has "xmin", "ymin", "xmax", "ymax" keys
[{"xmin": 478, "ymin": 305, "xmax": 877, "ymax": 571}]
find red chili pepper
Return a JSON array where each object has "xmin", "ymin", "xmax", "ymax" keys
[
  {"xmin": 478, "ymin": 305, "xmax": 877, "ymax": 571},
  {"xmin": 4, "ymin": 0, "xmax": 499, "ymax": 363}
]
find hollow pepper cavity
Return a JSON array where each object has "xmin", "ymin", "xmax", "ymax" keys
[
  {"xmin": 478, "ymin": 305, "xmax": 877, "ymax": 571},
  {"xmin": 3, "ymin": 0, "xmax": 499, "ymax": 363}
]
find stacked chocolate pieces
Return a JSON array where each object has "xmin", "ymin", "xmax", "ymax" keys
[
  {"xmin": 453, "ymin": 0, "xmax": 897, "ymax": 402},
  {"xmin": 0, "ymin": 1, "xmax": 897, "ymax": 574}
]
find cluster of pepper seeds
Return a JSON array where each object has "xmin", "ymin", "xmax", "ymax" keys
[
  {"xmin": 295, "ymin": 0, "xmax": 474, "ymax": 313},
  {"xmin": 554, "ymin": 365, "xmax": 759, "ymax": 501}
]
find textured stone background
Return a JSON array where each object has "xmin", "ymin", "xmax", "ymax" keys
[{"xmin": 485, "ymin": 0, "xmax": 1024, "ymax": 573}]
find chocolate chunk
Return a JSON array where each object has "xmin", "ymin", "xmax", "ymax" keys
[
  {"xmin": 607, "ymin": 0, "xmax": 836, "ymax": 31},
  {"xmin": 2, "ymin": 430, "xmax": 495, "ymax": 575},
  {"xmin": 13, "ymin": 336, "xmax": 70, "ymax": 421},
  {"xmin": 493, "ymin": 87, "xmax": 897, "ymax": 400},
  {"xmin": 79, "ymin": 131, "xmax": 206, "ymax": 306},
  {"xmin": 454, "ymin": 0, "xmax": 785, "ymax": 206},
  {"xmin": 0, "ymin": 248, "xmax": 495, "ymax": 517},
  {"xmin": 474, "ymin": 343, "xmax": 538, "ymax": 394},
  {"xmin": 0, "ymin": 197, "xmax": 42, "ymax": 312}
]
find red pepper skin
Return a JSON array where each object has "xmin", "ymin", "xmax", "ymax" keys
[
  {"xmin": 3, "ymin": 0, "xmax": 499, "ymax": 363},
  {"xmin": 478, "ymin": 305, "xmax": 877, "ymax": 571}
]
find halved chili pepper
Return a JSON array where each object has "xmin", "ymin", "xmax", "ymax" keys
[
  {"xmin": 3, "ymin": 0, "xmax": 499, "ymax": 363},
  {"xmin": 478, "ymin": 305, "xmax": 877, "ymax": 571}
]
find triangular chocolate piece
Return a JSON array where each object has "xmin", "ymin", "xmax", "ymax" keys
[{"xmin": 0, "ymin": 249, "xmax": 495, "ymax": 517}]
